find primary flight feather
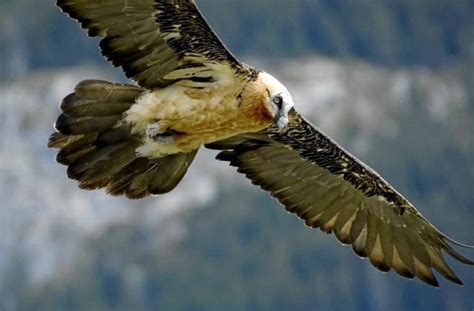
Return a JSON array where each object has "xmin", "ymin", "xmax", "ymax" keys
[{"xmin": 49, "ymin": 0, "xmax": 473, "ymax": 287}]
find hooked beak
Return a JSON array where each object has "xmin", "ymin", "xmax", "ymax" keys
[
  {"xmin": 275, "ymin": 113, "xmax": 289, "ymax": 132},
  {"xmin": 274, "ymin": 106, "xmax": 295, "ymax": 132}
]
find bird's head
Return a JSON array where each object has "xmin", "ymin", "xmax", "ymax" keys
[{"xmin": 259, "ymin": 72, "xmax": 294, "ymax": 131}]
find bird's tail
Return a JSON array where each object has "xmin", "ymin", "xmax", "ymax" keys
[{"xmin": 48, "ymin": 80, "xmax": 197, "ymax": 199}]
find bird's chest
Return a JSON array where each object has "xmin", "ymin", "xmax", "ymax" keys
[
  {"xmin": 125, "ymin": 85, "xmax": 272, "ymax": 156},
  {"xmin": 175, "ymin": 89, "xmax": 270, "ymax": 133}
]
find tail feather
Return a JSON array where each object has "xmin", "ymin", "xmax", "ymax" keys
[
  {"xmin": 106, "ymin": 151, "xmax": 198, "ymax": 199},
  {"xmin": 127, "ymin": 165, "xmax": 161, "ymax": 199},
  {"xmin": 67, "ymin": 141, "xmax": 139, "ymax": 181},
  {"xmin": 106, "ymin": 158, "xmax": 154, "ymax": 197},
  {"xmin": 57, "ymin": 134, "xmax": 97, "ymax": 165},
  {"xmin": 48, "ymin": 132, "xmax": 86, "ymax": 149},
  {"xmin": 74, "ymin": 79, "xmax": 143, "ymax": 101},
  {"xmin": 76, "ymin": 142, "xmax": 140, "ymax": 190},
  {"xmin": 149, "ymin": 151, "xmax": 198, "ymax": 195},
  {"xmin": 49, "ymin": 79, "xmax": 198, "ymax": 199},
  {"xmin": 95, "ymin": 128, "xmax": 131, "ymax": 146},
  {"xmin": 55, "ymin": 114, "xmax": 122, "ymax": 135},
  {"xmin": 61, "ymin": 93, "xmax": 134, "ymax": 117}
]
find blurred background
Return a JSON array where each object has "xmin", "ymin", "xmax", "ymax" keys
[{"xmin": 1, "ymin": 0, "xmax": 473, "ymax": 310}]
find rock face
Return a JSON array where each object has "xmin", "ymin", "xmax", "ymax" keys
[{"xmin": 0, "ymin": 58, "xmax": 472, "ymax": 310}]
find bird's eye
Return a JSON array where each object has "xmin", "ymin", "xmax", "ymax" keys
[{"xmin": 273, "ymin": 95, "xmax": 283, "ymax": 108}]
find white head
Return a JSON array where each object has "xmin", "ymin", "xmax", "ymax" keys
[{"xmin": 259, "ymin": 72, "xmax": 295, "ymax": 131}]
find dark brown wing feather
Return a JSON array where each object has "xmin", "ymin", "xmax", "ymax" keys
[
  {"xmin": 208, "ymin": 110, "xmax": 474, "ymax": 287},
  {"xmin": 56, "ymin": 0, "xmax": 254, "ymax": 88}
]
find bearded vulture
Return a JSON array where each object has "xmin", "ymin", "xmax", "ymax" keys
[{"xmin": 49, "ymin": 0, "xmax": 473, "ymax": 287}]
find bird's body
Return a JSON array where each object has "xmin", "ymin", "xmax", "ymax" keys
[
  {"xmin": 50, "ymin": 0, "xmax": 473, "ymax": 287},
  {"xmin": 125, "ymin": 69, "xmax": 273, "ymax": 157}
]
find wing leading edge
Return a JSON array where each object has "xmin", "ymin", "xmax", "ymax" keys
[{"xmin": 208, "ymin": 110, "xmax": 474, "ymax": 287}]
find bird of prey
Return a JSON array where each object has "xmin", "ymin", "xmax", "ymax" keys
[{"xmin": 49, "ymin": 0, "xmax": 473, "ymax": 287}]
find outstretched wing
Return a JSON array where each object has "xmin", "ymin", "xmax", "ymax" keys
[
  {"xmin": 57, "ymin": 0, "xmax": 254, "ymax": 88},
  {"xmin": 208, "ymin": 110, "xmax": 474, "ymax": 287}
]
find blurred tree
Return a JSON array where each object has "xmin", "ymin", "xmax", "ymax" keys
[{"xmin": 1, "ymin": 0, "xmax": 474, "ymax": 80}]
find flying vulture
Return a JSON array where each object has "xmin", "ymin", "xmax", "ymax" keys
[{"xmin": 49, "ymin": 0, "xmax": 473, "ymax": 287}]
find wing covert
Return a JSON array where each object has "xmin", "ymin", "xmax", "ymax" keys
[
  {"xmin": 208, "ymin": 110, "xmax": 474, "ymax": 287},
  {"xmin": 57, "ymin": 0, "xmax": 254, "ymax": 88}
]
